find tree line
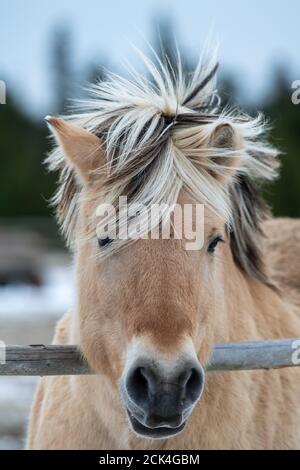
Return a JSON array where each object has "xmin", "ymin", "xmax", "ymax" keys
[{"xmin": 0, "ymin": 22, "xmax": 299, "ymax": 222}]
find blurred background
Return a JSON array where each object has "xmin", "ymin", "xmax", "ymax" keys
[{"xmin": 0, "ymin": 0, "xmax": 299, "ymax": 449}]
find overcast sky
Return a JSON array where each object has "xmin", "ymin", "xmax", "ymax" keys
[{"xmin": 0, "ymin": 0, "xmax": 299, "ymax": 117}]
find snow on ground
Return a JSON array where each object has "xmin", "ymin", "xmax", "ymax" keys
[
  {"xmin": 0, "ymin": 257, "xmax": 74, "ymax": 449},
  {"xmin": 0, "ymin": 262, "xmax": 74, "ymax": 321},
  {"xmin": 0, "ymin": 376, "xmax": 38, "ymax": 449}
]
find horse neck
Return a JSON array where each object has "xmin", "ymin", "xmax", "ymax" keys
[{"xmin": 220, "ymin": 263, "xmax": 298, "ymax": 342}]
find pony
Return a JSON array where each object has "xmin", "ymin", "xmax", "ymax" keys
[{"xmin": 27, "ymin": 49, "xmax": 300, "ymax": 449}]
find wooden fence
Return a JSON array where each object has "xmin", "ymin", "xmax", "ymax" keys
[{"xmin": 1, "ymin": 338, "xmax": 300, "ymax": 376}]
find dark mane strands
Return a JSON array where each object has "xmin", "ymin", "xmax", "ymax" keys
[
  {"xmin": 182, "ymin": 62, "xmax": 219, "ymax": 107},
  {"xmin": 46, "ymin": 49, "xmax": 280, "ymax": 286},
  {"xmin": 229, "ymin": 175, "xmax": 274, "ymax": 288}
]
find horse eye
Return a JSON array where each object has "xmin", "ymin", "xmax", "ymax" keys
[
  {"xmin": 207, "ymin": 235, "xmax": 224, "ymax": 255},
  {"xmin": 98, "ymin": 236, "xmax": 112, "ymax": 248}
]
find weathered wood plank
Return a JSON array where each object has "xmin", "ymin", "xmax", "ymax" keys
[
  {"xmin": 208, "ymin": 338, "xmax": 300, "ymax": 371},
  {"xmin": 0, "ymin": 345, "xmax": 90, "ymax": 376},
  {"xmin": 0, "ymin": 339, "xmax": 299, "ymax": 376}
]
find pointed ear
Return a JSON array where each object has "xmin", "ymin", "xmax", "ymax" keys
[
  {"xmin": 45, "ymin": 116, "xmax": 105, "ymax": 183},
  {"xmin": 209, "ymin": 123, "xmax": 243, "ymax": 182}
]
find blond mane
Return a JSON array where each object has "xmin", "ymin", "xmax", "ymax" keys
[{"xmin": 46, "ymin": 48, "xmax": 280, "ymax": 284}]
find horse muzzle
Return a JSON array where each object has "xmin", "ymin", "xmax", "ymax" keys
[{"xmin": 120, "ymin": 346, "xmax": 205, "ymax": 439}]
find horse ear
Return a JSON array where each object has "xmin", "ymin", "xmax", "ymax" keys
[
  {"xmin": 45, "ymin": 116, "xmax": 105, "ymax": 183},
  {"xmin": 209, "ymin": 123, "xmax": 242, "ymax": 182}
]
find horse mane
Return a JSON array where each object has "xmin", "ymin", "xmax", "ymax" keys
[{"xmin": 46, "ymin": 47, "xmax": 280, "ymax": 285}]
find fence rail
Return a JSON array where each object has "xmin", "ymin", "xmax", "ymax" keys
[{"xmin": 0, "ymin": 339, "xmax": 300, "ymax": 376}]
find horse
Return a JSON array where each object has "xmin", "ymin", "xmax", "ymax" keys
[{"xmin": 27, "ymin": 50, "xmax": 300, "ymax": 450}]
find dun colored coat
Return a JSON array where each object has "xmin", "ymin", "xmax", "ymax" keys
[{"xmin": 27, "ymin": 51, "xmax": 300, "ymax": 450}]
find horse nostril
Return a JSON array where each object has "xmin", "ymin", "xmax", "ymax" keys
[
  {"xmin": 126, "ymin": 366, "xmax": 153, "ymax": 405},
  {"xmin": 184, "ymin": 367, "xmax": 204, "ymax": 404}
]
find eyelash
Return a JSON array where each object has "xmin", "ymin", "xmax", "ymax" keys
[
  {"xmin": 98, "ymin": 237, "xmax": 112, "ymax": 248},
  {"xmin": 207, "ymin": 235, "xmax": 224, "ymax": 254},
  {"xmin": 97, "ymin": 235, "xmax": 224, "ymax": 252}
]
